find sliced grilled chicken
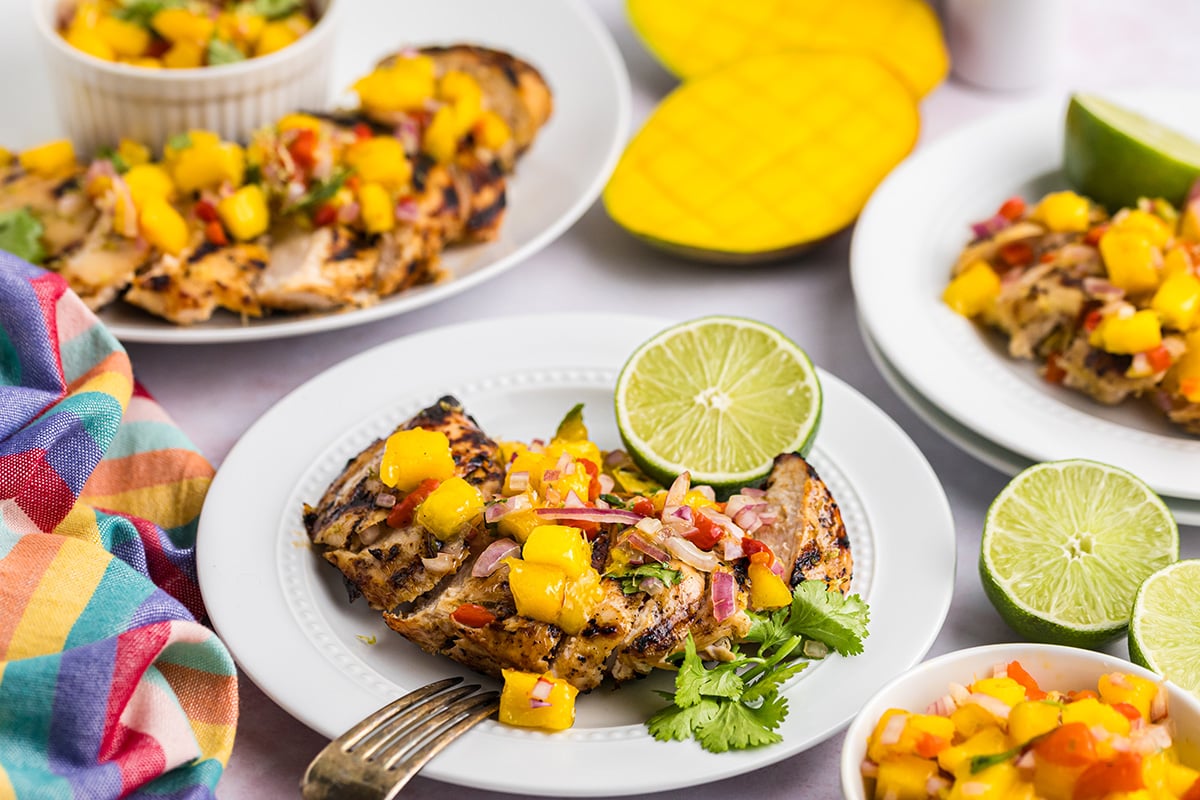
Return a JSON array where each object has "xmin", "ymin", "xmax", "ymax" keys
[
  {"xmin": 305, "ymin": 396, "xmax": 505, "ymax": 611},
  {"xmin": 53, "ymin": 212, "xmax": 149, "ymax": 310},
  {"xmin": 412, "ymin": 157, "xmax": 508, "ymax": 245},
  {"xmin": 0, "ymin": 168, "xmax": 98, "ymax": 258},
  {"xmin": 753, "ymin": 454, "xmax": 854, "ymax": 595},
  {"xmin": 123, "ymin": 237, "xmax": 268, "ymax": 324}
]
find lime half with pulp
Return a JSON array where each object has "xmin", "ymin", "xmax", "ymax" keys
[
  {"xmin": 1129, "ymin": 559, "xmax": 1200, "ymax": 695},
  {"xmin": 1064, "ymin": 94, "xmax": 1200, "ymax": 211},
  {"xmin": 614, "ymin": 316, "xmax": 821, "ymax": 493},
  {"xmin": 980, "ymin": 459, "xmax": 1178, "ymax": 648}
]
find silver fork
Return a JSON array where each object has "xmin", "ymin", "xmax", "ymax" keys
[{"xmin": 300, "ymin": 676, "xmax": 500, "ymax": 800}]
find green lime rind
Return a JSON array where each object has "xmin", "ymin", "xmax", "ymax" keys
[
  {"xmin": 1129, "ymin": 559, "xmax": 1200, "ymax": 695},
  {"xmin": 979, "ymin": 459, "xmax": 1178, "ymax": 648},
  {"xmin": 1064, "ymin": 94, "xmax": 1200, "ymax": 212},
  {"xmin": 613, "ymin": 316, "xmax": 822, "ymax": 493}
]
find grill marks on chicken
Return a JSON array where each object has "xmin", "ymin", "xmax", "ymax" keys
[
  {"xmin": 304, "ymin": 397, "xmax": 505, "ymax": 611},
  {"xmin": 307, "ymin": 401, "xmax": 853, "ymax": 692}
]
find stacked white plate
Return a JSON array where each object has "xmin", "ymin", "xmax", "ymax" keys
[{"xmin": 852, "ymin": 89, "xmax": 1200, "ymax": 527}]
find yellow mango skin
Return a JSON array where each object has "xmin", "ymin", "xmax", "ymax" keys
[
  {"xmin": 603, "ymin": 51, "xmax": 919, "ymax": 259},
  {"xmin": 627, "ymin": 0, "xmax": 947, "ymax": 97}
]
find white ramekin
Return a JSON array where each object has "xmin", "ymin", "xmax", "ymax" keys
[
  {"xmin": 840, "ymin": 643, "xmax": 1200, "ymax": 799},
  {"xmin": 32, "ymin": 0, "xmax": 343, "ymax": 155}
]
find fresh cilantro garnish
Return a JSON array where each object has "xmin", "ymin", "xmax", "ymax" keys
[
  {"xmin": 95, "ymin": 147, "xmax": 130, "ymax": 174},
  {"xmin": 608, "ymin": 564, "xmax": 681, "ymax": 595},
  {"xmin": 166, "ymin": 132, "xmax": 193, "ymax": 152},
  {"xmin": 648, "ymin": 582, "xmax": 870, "ymax": 753},
  {"xmin": 244, "ymin": 163, "xmax": 263, "ymax": 185},
  {"xmin": 969, "ymin": 730, "xmax": 1051, "ymax": 774},
  {"xmin": 253, "ymin": 0, "xmax": 302, "ymax": 19},
  {"xmin": 0, "ymin": 208, "xmax": 46, "ymax": 264},
  {"xmin": 293, "ymin": 168, "xmax": 350, "ymax": 213},
  {"xmin": 114, "ymin": 0, "xmax": 183, "ymax": 27},
  {"xmin": 207, "ymin": 39, "xmax": 246, "ymax": 66},
  {"xmin": 598, "ymin": 493, "xmax": 625, "ymax": 509}
]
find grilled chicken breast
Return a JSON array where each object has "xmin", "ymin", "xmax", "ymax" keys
[
  {"xmin": 305, "ymin": 397, "xmax": 505, "ymax": 611},
  {"xmin": 307, "ymin": 399, "xmax": 853, "ymax": 693}
]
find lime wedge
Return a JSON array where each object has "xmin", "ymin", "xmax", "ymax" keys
[
  {"xmin": 1064, "ymin": 94, "xmax": 1200, "ymax": 211},
  {"xmin": 1129, "ymin": 559, "xmax": 1200, "ymax": 695},
  {"xmin": 613, "ymin": 316, "xmax": 822, "ymax": 492},
  {"xmin": 980, "ymin": 459, "xmax": 1178, "ymax": 648}
]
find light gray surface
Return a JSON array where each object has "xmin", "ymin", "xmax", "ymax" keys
[{"xmin": 4, "ymin": 0, "xmax": 1197, "ymax": 797}]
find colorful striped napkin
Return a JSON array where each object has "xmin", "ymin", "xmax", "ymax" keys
[{"xmin": 0, "ymin": 255, "xmax": 237, "ymax": 799}]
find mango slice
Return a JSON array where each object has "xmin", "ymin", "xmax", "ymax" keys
[
  {"xmin": 603, "ymin": 51, "xmax": 919, "ymax": 261},
  {"xmin": 627, "ymin": 0, "xmax": 948, "ymax": 98}
]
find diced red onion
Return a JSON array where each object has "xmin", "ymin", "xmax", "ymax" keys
[
  {"xmin": 530, "ymin": 676, "xmax": 554, "ymax": 702},
  {"xmin": 394, "ymin": 197, "xmax": 420, "ymax": 222},
  {"xmin": 949, "ymin": 683, "xmax": 971, "ymax": 705},
  {"xmin": 965, "ymin": 693, "xmax": 1011, "ymax": 721},
  {"xmin": 665, "ymin": 472, "xmax": 690, "ymax": 509},
  {"xmin": 720, "ymin": 537, "xmax": 744, "ymax": 561},
  {"xmin": 1151, "ymin": 686, "xmax": 1168, "ymax": 722},
  {"xmin": 554, "ymin": 452, "xmax": 572, "ymax": 474},
  {"xmin": 992, "ymin": 662, "xmax": 1009, "ymax": 679},
  {"xmin": 110, "ymin": 177, "xmax": 138, "ymax": 238},
  {"xmin": 635, "ymin": 517, "xmax": 663, "ymax": 537},
  {"xmin": 1083, "ymin": 277, "xmax": 1124, "ymax": 299},
  {"xmin": 733, "ymin": 506, "xmax": 763, "ymax": 533},
  {"xmin": 1015, "ymin": 749, "xmax": 1035, "ymax": 771},
  {"xmin": 542, "ymin": 470, "xmax": 561, "ymax": 483},
  {"xmin": 485, "ymin": 493, "xmax": 531, "ymax": 523},
  {"xmin": 529, "ymin": 698, "xmax": 552, "ymax": 709},
  {"xmin": 374, "ymin": 494, "xmax": 397, "ymax": 508},
  {"xmin": 472, "ymin": 539, "xmax": 520, "ymax": 577},
  {"xmin": 693, "ymin": 484, "xmax": 716, "ymax": 501},
  {"xmin": 758, "ymin": 512, "xmax": 778, "ymax": 525},
  {"xmin": 535, "ymin": 507, "xmax": 643, "ymax": 525},
  {"xmin": 860, "ymin": 759, "xmax": 879, "ymax": 778},
  {"xmin": 711, "ymin": 571, "xmax": 736, "ymax": 621},
  {"xmin": 670, "ymin": 505, "xmax": 693, "ymax": 522},
  {"xmin": 879, "ymin": 714, "xmax": 907, "ymax": 745},
  {"xmin": 86, "ymin": 158, "xmax": 115, "ymax": 181},
  {"xmin": 726, "ymin": 496, "xmax": 766, "ymax": 517},
  {"xmin": 285, "ymin": 180, "xmax": 306, "ymax": 204},
  {"xmin": 628, "ymin": 534, "xmax": 670, "ymax": 563},
  {"xmin": 698, "ymin": 507, "xmax": 746, "ymax": 538},
  {"xmin": 925, "ymin": 694, "xmax": 957, "ymax": 717},
  {"xmin": 563, "ymin": 490, "xmax": 585, "ymax": 508},
  {"xmin": 960, "ymin": 781, "xmax": 988, "ymax": 797},
  {"xmin": 1133, "ymin": 723, "xmax": 1172, "ymax": 753},
  {"xmin": 639, "ymin": 577, "xmax": 666, "ymax": 596},
  {"xmin": 358, "ymin": 525, "xmax": 383, "ymax": 546},
  {"xmin": 506, "ymin": 471, "xmax": 529, "ymax": 492},
  {"xmin": 421, "ymin": 552, "xmax": 457, "ymax": 575},
  {"xmin": 740, "ymin": 487, "xmax": 765, "ymax": 498},
  {"xmin": 603, "ymin": 450, "xmax": 627, "ymax": 467},
  {"xmin": 337, "ymin": 202, "xmax": 360, "ymax": 224},
  {"xmin": 971, "ymin": 213, "xmax": 1011, "ymax": 240},
  {"xmin": 57, "ymin": 191, "xmax": 85, "ymax": 217},
  {"xmin": 927, "ymin": 776, "xmax": 951, "ymax": 795},
  {"xmin": 666, "ymin": 536, "xmax": 719, "ymax": 572},
  {"xmin": 594, "ymin": 498, "xmax": 610, "ymax": 510},
  {"xmin": 598, "ymin": 474, "xmax": 614, "ymax": 494}
]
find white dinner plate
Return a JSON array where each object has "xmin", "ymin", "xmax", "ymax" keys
[
  {"xmin": 197, "ymin": 313, "xmax": 957, "ymax": 797},
  {"xmin": 852, "ymin": 89, "xmax": 1200, "ymax": 502},
  {"xmin": 858, "ymin": 318, "xmax": 1200, "ymax": 528},
  {"xmin": 95, "ymin": 0, "xmax": 629, "ymax": 343}
]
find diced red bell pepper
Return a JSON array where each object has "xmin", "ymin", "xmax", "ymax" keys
[
  {"xmin": 1111, "ymin": 703, "xmax": 1142, "ymax": 722},
  {"xmin": 1183, "ymin": 776, "xmax": 1200, "ymax": 800},
  {"xmin": 1146, "ymin": 344, "xmax": 1172, "ymax": 373},
  {"xmin": 630, "ymin": 497, "xmax": 655, "ymax": 517},
  {"xmin": 1044, "ymin": 353, "xmax": 1066, "ymax": 385},
  {"xmin": 451, "ymin": 603, "xmax": 495, "ymax": 628},
  {"xmin": 915, "ymin": 732, "xmax": 950, "ymax": 759},
  {"xmin": 1006, "ymin": 660, "xmax": 1047, "ymax": 700},
  {"xmin": 685, "ymin": 512, "xmax": 724, "ymax": 550},
  {"xmin": 580, "ymin": 459, "xmax": 601, "ymax": 502},
  {"xmin": 998, "ymin": 196, "xmax": 1026, "ymax": 221},
  {"xmin": 312, "ymin": 203, "xmax": 338, "ymax": 227},
  {"xmin": 194, "ymin": 199, "xmax": 219, "ymax": 223},
  {"xmin": 1084, "ymin": 310, "xmax": 1104, "ymax": 332},
  {"xmin": 999, "ymin": 241, "xmax": 1035, "ymax": 268},
  {"xmin": 1034, "ymin": 722, "xmax": 1098, "ymax": 767},
  {"xmin": 354, "ymin": 122, "xmax": 374, "ymax": 141},
  {"xmin": 288, "ymin": 128, "xmax": 317, "ymax": 170},
  {"xmin": 1072, "ymin": 752, "xmax": 1143, "ymax": 800},
  {"xmin": 741, "ymin": 538, "xmax": 773, "ymax": 559},
  {"xmin": 1068, "ymin": 689, "xmax": 1099, "ymax": 701},
  {"xmin": 205, "ymin": 220, "xmax": 228, "ymax": 246},
  {"xmin": 386, "ymin": 478, "xmax": 441, "ymax": 528},
  {"xmin": 1084, "ymin": 225, "xmax": 1109, "ymax": 246}
]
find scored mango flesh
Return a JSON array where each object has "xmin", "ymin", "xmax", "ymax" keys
[
  {"xmin": 627, "ymin": 0, "xmax": 948, "ymax": 98},
  {"xmin": 603, "ymin": 51, "xmax": 919, "ymax": 258}
]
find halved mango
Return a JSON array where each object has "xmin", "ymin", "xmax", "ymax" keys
[
  {"xmin": 603, "ymin": 51, "xmax": 919, "ymax": 262},
  {"xmin": 627, "ymin": 0, "xmax": 948, "ymax": 98}
]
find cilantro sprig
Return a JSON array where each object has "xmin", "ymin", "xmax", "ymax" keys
[
  {"xmin": 608, "ymin": 564, "xmax": 681, "ymax": 595},
  {"xmin": 647, "ymin": 582, "xmax": 870, "ymax": 753},
  {"xmin": 0, "ymin": 208, "xmax": 46, "ymax": 265}
]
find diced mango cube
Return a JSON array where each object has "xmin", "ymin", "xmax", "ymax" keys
[
  {"xmin": 558, "ymin": 568, "xmax": 604, "ymax": 635},
  {"xmin": 874, "ymin": 754, "xmax": 939, "ymax": 800},
  {"xmin": 162, "ymin": 40, "xmax": 204, "ymax": 69},
  {"xmin": 439, "ymin": 70, "xmax": 484, "ymax": 136},
  {"xmin": 255, "ymin": 21, "xmax": 299, "ymax": 56},
  {"xmin": 947, "ymin": 761, "xmax": 1018, "ymax": 800},
  {"xmin": 152, "ymin": 8, "xmax": 215, "ymax": 44},
  {"xmin": 970, "ymin": 677, "xmax": 1026, "ymax": 708},
  {"xmin": 1061, "ymin": 697, "xmax": 1131, "ymax": 736},
  {"xmin": 1101, "ymin": 229, "xmax": 1162, "ymax": 294},
  {"xmin": 546, "ymin": 462, "xmax": 592, "ymax": 505},
  {"xmin": 1152, "ymin": 271, "xmax": 1200, "ymax": 331},
  {"xmin": 217, "ymin": 184, "xmax": 269, "ymax": 241},
  {"xmin": 95, "ymin": 16, "xmax": 149, "ymax": 58},
  {"xmin": 423, "ymin": 105, "xmax": 460, "ymax": 164},
  {"xmin": 117, "ymin": 139, "xmax": 151, "ymax": 167},
  {"xmin": 19, "ymin": 140, "xmax": 76, "ymax": 179},
  {"xmin": 943, "ymin": 261, "xmax": 1000, "ymax": 318},
  {"xmin": 345, "ymin": 137, "xmax": 411, "ymax": 191},
  {"xmin": 138, "ymin": 196, "xmax": 188, "ymax": 256},
  {"xmin": 498, "ymin": 670, "xmax": 577, "ymax": 731},
  {"xmin": 66, "ymin": 27, "xmax": 115, "ymax": 61},
  {"xmin": 1037, "ymin": 191, "xmax": 1091, "ymax": 233},
  {"xmin": 544, "ymin": 438, "xmax": 603, "ymax": 472},
  {"xmin": 358, "ymin": 182, "xmax": 395, "ymax": 234},
  {"xmin": 1097, "ymin": 672, "xmax": 1161, "ymax": 721},
  {"xmin": 1100, "ymin": 310, "xmax": 1162, "ymax": 354},
  {"xmin": 475, "ymin": 111, "xmax": 513, "ymax": 151},
  {"xmin": 380, "ymin": 428, "xmax": 456, "ymax": 491},
  {"xmin": 173, "ymin": 142, "xmax": 245, "ymax": 193},
  {"xmin": 352, "ymin": 56, "xmax": 436, "ymax": 113},
  {"xmin": 523, "ymin": 525, "xmax": 591, "ymax": 578},
  {"xmin": 951, "ymin": 701, "xmax": 1003, "ymax": 739},
  {"xmin": 1008, "ymin": 700, "xmax": 1060, "ymax": 744},
  {"xmin": 123, "ymin": 164, "xmax": 175, "ymax": 208},
  {"xmin": 504, "ymin": 558, "xmax": 566, "ymax": 623},
  {"xmin": 415, "ymin": 476, "xmax": 483, "ymax": 540},
  {"xmin": 748, "ymin": 559, "xmax": 791, "ymax": 609},
  {"xmin": 937, "ymin": 726, "xmax": 1009, "ymax": 776},
  {"xmin": 1115, "ymin": 209, "xmax": 1174, "ymax": 248},
  {"xmin": 496, "ymin": 496, "xmax": 542, "ymax": 544}
]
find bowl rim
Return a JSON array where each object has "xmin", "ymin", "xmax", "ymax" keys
[
  {"xmin": 838, "ymin": 642, "xmax": 1200, "ymax": 800},
  {"xmin": 32, "ymin": 0, "xmax": 344, "ymax": 82}
]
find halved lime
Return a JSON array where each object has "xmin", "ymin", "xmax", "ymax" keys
[
  {"xmin": 980, "ymin": 459, "xmax": 1178, "ymax": 648},
  {"xmin": 613, "ymin": 316, "xmax": 822, "ymax": 492},
  {"xmin": 1129, "ymin": 559, "xmax": 1200, "ymax": 694},
  {"xmin": 1064, "ymin": 94, "xmax": 1200, "ymax": 211}
]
